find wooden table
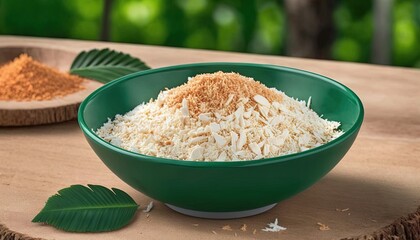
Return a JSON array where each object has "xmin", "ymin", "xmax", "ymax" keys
[{"xmin": 0, "ymin": 36, "xmax": 419, "ymax": 240}]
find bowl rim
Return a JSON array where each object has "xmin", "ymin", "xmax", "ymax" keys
[{"xmin": 78, "ymin": 62, "xmax": 364, "ymax": 168}]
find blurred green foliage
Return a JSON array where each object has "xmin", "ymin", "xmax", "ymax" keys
[
  {"xmin": 0, "ymin": 0, "xmax": 103, "ymax": 39},
  {"xmin": 110, "ymin": 0, "xmax": 284, "ymax": 55},
  {"xmin": 332, "ymin": 1, "xmax": 373, "ymax": 63},
  {"xmin": 393, "ymin": 0, "xmax": 420, "ymax": 67},
  {"xmin": 0, "ymin": 0, "xmax": 418, "ymax": 68}
]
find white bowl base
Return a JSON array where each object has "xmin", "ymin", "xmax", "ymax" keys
[{"xmin": 165, "ymin": 203, "xmax": 277, "ymax": 219}]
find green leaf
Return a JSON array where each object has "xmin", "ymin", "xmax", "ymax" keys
[
  {"xmin": 32, "ymin": 184, "xmax": 139, "ymax": 232},
  {"xmin": 70, "ymin": 48, "xmax": 150, "ymax": 83}
]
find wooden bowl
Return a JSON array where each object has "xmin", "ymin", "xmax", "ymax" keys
[{"xmin": 0, "ymin": 46, "xmax": 102, "ymax": 126}]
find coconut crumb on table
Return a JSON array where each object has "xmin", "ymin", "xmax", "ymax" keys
[
  {"xmin": 262, "ymin": 218, "xmax": 287, "ymax": 232},
  {"xmin": 240, "ymin": 224, "xmax": 247, "ymax": 232},
  {"xmin": 317, "ymin": 222, "xmax": 330, "ymax": 231},
  {"xmin": 97, "ymin": 71, "xmax": 343, "ymax": 162},
  {"xmin": 336, "ymin": 208, "xmax": 350, "ymax": 212},
  {"xmin": 142, "ymin": 201, "xmax": 154, "ymax": 213},
  {"xmin": 222, "ymin": 225, "xmax": 233, "ymax": 231}
]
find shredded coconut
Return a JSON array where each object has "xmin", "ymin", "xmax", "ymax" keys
[
  {"xmin": 142, "ymin": 201, "xmax": 154, "ymax": 213},
  {"xmin": 262, "ymin": 218, "xmax": 287, "ymax": 232},
  {"xmin": 96, "ymin": 72, "xmax": 343, "ymax": 161}
]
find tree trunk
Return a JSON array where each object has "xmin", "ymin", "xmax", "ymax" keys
[
  {"xmin": 372, "ymin": 0, "xmax": 393, "ymax": 65},
  {"xmin": 285, "ymin": 0, "xmax": 335, "ymax": 59},
  {"xmin": 100, "ymin": 0, "xmax": 113, "ymax": 41}
]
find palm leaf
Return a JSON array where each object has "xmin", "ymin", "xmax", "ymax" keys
[
  {"xmin": 32, "ymin": 184, "xmax": 139, "ymax": 232},
  {"xmin": 70, "ymin": 48, "xmax": 150, "ymax": 83}
]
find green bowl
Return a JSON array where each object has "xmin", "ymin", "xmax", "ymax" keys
[{"xmin": 78, "ymin": 63, "xmax": 363, "ymax": 218}]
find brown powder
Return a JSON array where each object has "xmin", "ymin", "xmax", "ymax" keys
[
  {"xmin": 165, "ymin": 71, "xmax": 283, "ymax": 116},
  {"xmin": 0, "ymin": 54, "xmax": 85, "ymax": 101}
]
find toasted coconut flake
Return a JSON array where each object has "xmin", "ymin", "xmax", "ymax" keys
[{"xmin": 164, "ymin": 72, "xmax": 283, "ymax": 117}]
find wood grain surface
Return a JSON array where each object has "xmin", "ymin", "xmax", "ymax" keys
[
  {"xmin": 0, "ymin": 46, "xmax": 103, "ymax": 126},
  {"xmin": 0, "ymin": 36, "xmax": 419, "ymax": 240}
]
